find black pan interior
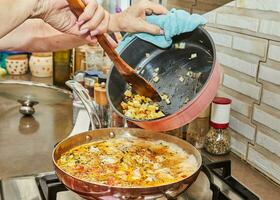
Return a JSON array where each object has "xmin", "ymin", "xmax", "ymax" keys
[{"xmin": 108, "ymin": 26, "xmax": 215, "ymax": 118}]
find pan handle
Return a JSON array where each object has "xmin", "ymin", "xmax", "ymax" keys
[{"xmin": 66, "ymin": 80, "xmax": 101, "ymax": 129}]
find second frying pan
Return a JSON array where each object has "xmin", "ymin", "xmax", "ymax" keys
[{"xmin": 108, "ymin": 27, "xmax": 220, "ymax": 131}]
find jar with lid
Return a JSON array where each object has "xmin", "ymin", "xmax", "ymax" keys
[
  {"xmin": 53, "ymin": 49, "xmax": 72, "ymax": 87},
  {"xmin": 204, "ymin": 97, "xmax": 232, "ymax": 155},
  {"xmin": 186, "ymin": 106, "xmax": 210, "ymax": 149}
]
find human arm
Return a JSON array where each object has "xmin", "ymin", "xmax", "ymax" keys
[
  {"xmin": 0, "ymin": 0, "xmax": 168, "ymax": 52},
  {"xmin": 0, "ymin": 19, "xmax": 87, "ymax": 52}
]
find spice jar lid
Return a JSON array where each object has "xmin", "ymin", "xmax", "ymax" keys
[{"xmin": 210, "ymin": 97, "xmax": 231, "ymax": 129}]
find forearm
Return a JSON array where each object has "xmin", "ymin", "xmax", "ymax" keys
[
  {"xmin": 0, "ymin": 0, "xmax": 38, "ymax": 38},
  {"xmin": 0, "ymin": 19, "xmax": 87, "ymax": 52}
]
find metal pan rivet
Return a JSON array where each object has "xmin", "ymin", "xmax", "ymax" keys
[
  {"xmin": 109, "ymin": 132, "xmax": 116, "ymax": 138},
  {"xmin": 86, "ymin": 135, "xmax": 92, "ymax": 141}
]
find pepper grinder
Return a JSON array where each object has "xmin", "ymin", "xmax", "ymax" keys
[{"xmin": 204, "ymin": 97, "xmax": 232, "ymax": 155}]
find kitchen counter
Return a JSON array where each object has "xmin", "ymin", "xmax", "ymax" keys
[
  {"xmin": 0, "ymin": 73, "xmax": 53, "ymax": 85},
  {"xmin": 0, "ymin": 73, "xmax": 73, "ymax": 178},
  {"xmin": 202, "ymin": 150, "xmax": 280, "ymax": 200}
]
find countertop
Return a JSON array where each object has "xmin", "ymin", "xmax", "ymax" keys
[
  {"xmin": 202, "ymin": 150, "xmax": 280, "ymax": 200},
  {"xmin": 0, "ymin": 73, "xmax": 53, "ymax": 85}
]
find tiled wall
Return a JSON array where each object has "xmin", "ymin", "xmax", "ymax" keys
[
  {"xmin": 162, "ymin": 0, "xmax": 232, "ymax": 13},
  {"xmin": 204, "ymin": 0, "xmax": 280, "ymax": 184}
]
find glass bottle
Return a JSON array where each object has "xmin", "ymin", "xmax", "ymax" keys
[
  {"xmin": 53, "ymin": 49, "xmax": 72, "ymax": 87},
  {"xmin": 204, "ymin": 97, "xmax": 232, "ymax": 155},
  {"xmin": 187, "ymin": 117, "xmax": 209, "ymax": 149},
  {"xmin": 186, "ymin": 107, "xmax": 210, "ymax": 149},
  {"xmin": 94, "ymin": 82, "xmax": 109, "ymax": 128}
]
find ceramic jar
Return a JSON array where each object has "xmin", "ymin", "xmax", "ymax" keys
[
  {"xmin": 6, "ymin": 55, "xmax": 28, "ymax": 75},
  {"xmin": 29, "ymin": 52, "xmax": 53, "ymax": 77}
]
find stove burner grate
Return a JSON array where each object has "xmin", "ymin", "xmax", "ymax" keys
[{"xmin": 36, "ymin": 174, "xmax": 67, "ymax": 200}]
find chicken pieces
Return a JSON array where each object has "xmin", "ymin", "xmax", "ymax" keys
[{"xmin": 121, "ymin": 90, "xmax": 165, "ymax": 120}]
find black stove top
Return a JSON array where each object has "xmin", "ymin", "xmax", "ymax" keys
[{"xmin": 0, "ymin": 158, "xmax": 259, "ymax": 200}]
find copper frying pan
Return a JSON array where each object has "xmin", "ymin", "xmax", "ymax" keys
[{"xmin": 53, "ymin": 128, "xmax": 202, "ymax": 199}]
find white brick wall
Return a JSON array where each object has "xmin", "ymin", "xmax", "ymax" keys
[
  {"xmin": 259, "ymin": 62, "xmax": 280, "ymax": 85},
  {"xmin": 232, "ymin": 35, "xmax": 268, "ymax": 57},
  {"xmin": 248, "ymin": 145, "xmax": 280, "ymax": 184},
  {"xmin": 230, "ymin": 129, "xmax": 248, "ymax": 159},
  {"xmin": 207, "ymin": 30, "xmax": 232, "ymax": 48},
  {"xmin": 216, "ymin": 13, "xmax": 259, "ymax": 32},
  {"xmin": 253, "ymin": 104, "xmax": 280, "ymax": 133},
  {"xmin": 205, "ymin": 0, "xmax": 280, "ymax": 184},
  {"xmin": 229, "ymin": 113, "xmax": 256, "ymax": 141},
  {"xmin": 268, "ymin": 43, "xmax": 280, "ymax": 62},
  {"xmin": 217, "ymin": 51, "xmax": 258, "ymax": 77},
  {"xmin": 256, "ymin": 127, "xmax": 280, "ymax": 157},
  {"xmin": 236, "ymin": 0, "xmax": 280, "ymax": 13},
  {"xmin": 262, "ymin": 84, "xmax": 280, "ymax": 110},
  {"xmin": 259, "ymin": 20, "xmax": 280, "ymax": 38},
  {"xmin": 223, "ymin": 73, "xmax": 261, "ymax": 100},
  {"xmin": 217, "ymin": 87, "xmax": 253, "ymax": 117},
  {"xmin": 225, "ymin": 1, "xmax": 236, "ymax": 7},
  {"xmin": 203, "ymin": 11, "xmax": 216, "ymax": 24}
]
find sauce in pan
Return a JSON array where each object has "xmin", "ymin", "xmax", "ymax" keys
[{"xmin": 57, "ymin": 138, "xmax": 198, "ymax": 187}]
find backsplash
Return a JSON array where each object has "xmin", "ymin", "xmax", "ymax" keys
[{"xmin": 203, "ymin": 0, "xmax": 280, "ymax": 184}]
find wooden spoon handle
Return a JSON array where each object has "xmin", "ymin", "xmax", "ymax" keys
[{"xmin": 67, "ymin": 0, "xmax": 133, "ymax": 75}]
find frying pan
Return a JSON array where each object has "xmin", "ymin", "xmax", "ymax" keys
[
  {"xmin": 53, "ymin": 128, "xmax": 202, "ymax": 200},
  {"xmin": 107, "ymin": 26, "xmax": 220, "ymax": 131}
]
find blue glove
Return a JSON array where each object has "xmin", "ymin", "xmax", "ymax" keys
[{"xmin": 116, "ymin": 9, "xmax": 207, "ymax": 52}]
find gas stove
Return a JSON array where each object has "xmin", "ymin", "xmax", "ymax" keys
[{"xmin": 0, "ymin": 157, "xmax": 259, "ymax": 200}]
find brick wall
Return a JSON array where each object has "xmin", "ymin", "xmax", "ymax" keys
[{"xmin": 204, "ymin": 0, "xmax": 280, "ymax": 184}]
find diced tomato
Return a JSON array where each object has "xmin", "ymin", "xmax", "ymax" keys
[
  {"xmin": 107, "ymin": 164, "xmax": 119, "ymax": 172},
  {"xmin": 75, "ymin": 165, "xmax": 85, "ymax": 172},
  {"xmin": 107, "ymin": 178, "xmax": 115, "ymax": 186}
]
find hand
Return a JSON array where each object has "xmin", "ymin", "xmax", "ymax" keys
[
  {"xmin": 108, "ymin": 0, "xmax": 168, "ymax": 35},
  {"xmin": 32, "ymin": 0, "xmax": 109, "ymax": 43}
]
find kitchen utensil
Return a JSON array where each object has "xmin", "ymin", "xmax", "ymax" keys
[
  {"xmin": 66, "ymin": 80, "xmax": 101, "ymax": 129},
  {"xmin": 53, "ymin": 128, "xmax": 202, "ymax": 200},
  {"xmin": 29, "ymin": 52, "xmax": 53, "ymax": 77},
  {"xmin": 6, "ymin": 54, "xmax": 28, "ymax": 75},
  {"xmin": 108, "ymin": 26, "xmax": 220, "ymax": 131},
  {"xmin": 53, "ymin": 81, "xmax": 202, "ymax": 199},
  {"xmin": 0, "ymin": 80, "xmax": 72, "ymax": 178},
  {"xmin": 67, "ymin": 0, "xmax": 161, "ymax": 102}
]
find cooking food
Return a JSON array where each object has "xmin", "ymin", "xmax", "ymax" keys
[
  {"xmin": 120, "ymin": 90, "xmax": 165, "ymax": 120},
  {"xmin": 57, "ymin": 137, "xmax": 198, "ymax": 187}
]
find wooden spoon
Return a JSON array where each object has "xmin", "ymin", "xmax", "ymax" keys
[{"xmin": 67, "ymin": 0, "xmax": 161, "ymax": 102}]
